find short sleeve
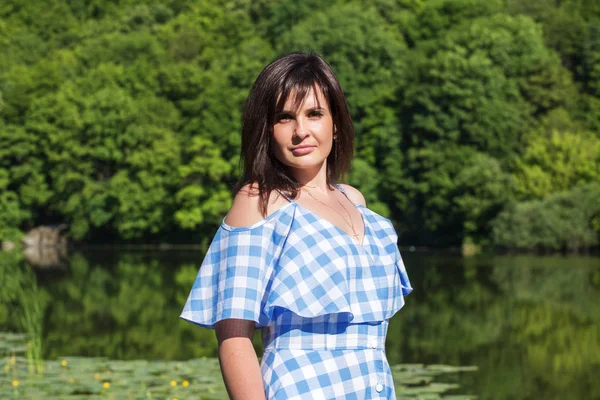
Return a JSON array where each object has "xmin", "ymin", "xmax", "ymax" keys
[
  {"xmin": 394, "ymin": 245, "xmax": 413, "ymax": 297},
  {"xmin": 180, "ymin": 211, "xmax": 292, "ymax": 329}
]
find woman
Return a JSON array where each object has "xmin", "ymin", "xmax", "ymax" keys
[{"xmin": 180, "ymin": 52, "xmax": 412, "ymax": 399}]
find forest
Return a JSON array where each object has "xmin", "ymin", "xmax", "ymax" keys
[{"xmin": 1, "ymin": 0, "xmax": 599, "ymax": 250}]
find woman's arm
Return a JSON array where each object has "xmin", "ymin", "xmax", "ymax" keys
[
  {"xmin": 215, "ymin": 184, "xmax": 282, "ymax": 399},
  {"xmin": 216, "ymin": 319, "xmax": 266, "ymax": 400}
]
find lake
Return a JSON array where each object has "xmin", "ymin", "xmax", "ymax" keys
[{"xmin": 2, "ymin": 249, "xmax": 599, "ymax": 399}]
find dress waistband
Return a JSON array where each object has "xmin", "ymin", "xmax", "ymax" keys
[{"xmin": 262, "ymin": 315, "xmax": 389, "ymax": 352}]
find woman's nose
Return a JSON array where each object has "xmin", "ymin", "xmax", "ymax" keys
[{"xmin": 294, "ymin": 118, "xmax": 309, "ymax": 138}]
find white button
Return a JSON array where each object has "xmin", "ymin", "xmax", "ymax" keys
[
  {"xmin": 375, "ymin": 383, "xmax": 383, "ymax": 392},
  {"xmin": 369, "ymin": 339, "xmax": 378, "ymax": 349}
]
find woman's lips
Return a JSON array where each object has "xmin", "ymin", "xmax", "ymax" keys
[{"xmin": 291, "ymin": 146, "xmax": 315, "ymax": 156}]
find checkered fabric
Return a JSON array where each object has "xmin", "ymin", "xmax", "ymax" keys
[{"xmin": 181, "ymin": 184, "xmax": 412, "ymax": 399}]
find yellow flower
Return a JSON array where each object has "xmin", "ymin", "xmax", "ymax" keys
[
  {"xmin": 170, "ymin": 380, "xmax": 177, "ymax": 386},
  {"xmin": 103, "ymin": 382, "xmax": 110, "ymax": 389},
  {"xmin": 61, "ymin": 360, "xmax": 68, "ymax": 367},
  {"xmin": 182, "ymin": 380, "xmax": 189, "ymax": 387},
  {"xmin": 12, "ymin": 381, "xmax": 19, "ymax": 387},
  {"xmin": 68, "ymin": 377, "xmax": 75, "ymax": 384}
]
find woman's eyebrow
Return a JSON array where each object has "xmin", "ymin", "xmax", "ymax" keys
[
  {"xmin": 277, "ymin": 110, "xmax": 295, "ymax": 115},
  {"xmin": 305, "ymin": 107, "xmax": 325, "ymax": 112}
]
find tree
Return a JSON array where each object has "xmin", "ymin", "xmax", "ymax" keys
[
  {"xmin": 492, "ymin": 183, "xmax": 600, "ymax": 252},
  {"xmin": 512, "ymin": 129, "xmax": 600, "ymax": 200},
  {"xmin": 402, "ymin": 10, "xmax": 575, "ymax": 157},
  {"xmin": 25, "ymin": 80, "xmax": 181, "ymax": 239}
]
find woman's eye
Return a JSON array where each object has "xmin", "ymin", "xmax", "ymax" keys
[
  {"xmin": 308, "ymin": 111, "xmax": 323, "ymax": 118},
  {"xmin": 276, "ymin": 114, "xmax": 293, "ymax": 122}
]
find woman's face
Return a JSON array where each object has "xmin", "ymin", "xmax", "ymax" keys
[{"xmin": 271, "ymin": 86, "xmax": 334, "ymax": 171}]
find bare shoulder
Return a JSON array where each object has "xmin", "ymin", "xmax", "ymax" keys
[
  {"xmin": 337, "ymin": 183, "xmax": 367, "ymax": 207},
  {"xmin": 224, "ymin": 183, "xmax": 291, "ymax": 228}
]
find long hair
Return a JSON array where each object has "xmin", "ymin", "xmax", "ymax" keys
[{"xmin": 233, "ymin": 52, "xmax": 354, "ymax": 216}]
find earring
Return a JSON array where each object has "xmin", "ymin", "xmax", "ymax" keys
[{"xmin": 333, "ymin": 135, "xmax": 337, "ymax": 140}]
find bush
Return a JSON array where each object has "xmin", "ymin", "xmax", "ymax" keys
[{"xmin": 491, "ymin": 183, "xmax": 600, "ymax": 252}]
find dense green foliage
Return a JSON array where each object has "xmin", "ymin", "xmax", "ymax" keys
[
  {"xmin": 1, "ymin": 0, "xmax": 599, "ymax": 250},
  {"xmin": 492, "ymin": 182, "xmax": 600, "ymax": 251}
]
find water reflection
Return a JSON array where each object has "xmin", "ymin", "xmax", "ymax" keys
[
  {"xmin": 1, "ymin": 250, "xmax": 598, "ymax": 399},
  {"xmin": 391, "ymin": 253, "xmax": 600, "ymax": 400}
]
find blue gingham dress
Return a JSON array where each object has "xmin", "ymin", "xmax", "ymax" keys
[{"xmin": 181, "ymin": 184, "xmax": 412, "ymax": 399}]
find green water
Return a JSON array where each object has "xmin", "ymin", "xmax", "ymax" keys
[{"xmin": 1, "ymin": 249, "xmax": 599, "ymax": 399}]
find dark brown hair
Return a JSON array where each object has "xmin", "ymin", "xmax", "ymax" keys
[{"xmin": 233, "ymin": 52, "xmax": 354, "ymax": 216}]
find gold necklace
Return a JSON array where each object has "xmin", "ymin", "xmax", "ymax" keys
[
  {"xmin": 301, "ymin": 188, "xmax": 361, "ymax": 242},
  {"xmin": 300, "ymin": 183, "xmax": 318, "ymax": 189}
]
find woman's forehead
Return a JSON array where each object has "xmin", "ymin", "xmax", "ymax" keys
[{"xmin": 279, "ymin": 85, "xmax": 328, "ymax": 111}]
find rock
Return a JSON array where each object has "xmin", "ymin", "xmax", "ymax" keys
[
  {"xmin": 461, "ymin": 242, "xmax": 481, "ymax": 257},
  {"xmin": 22, "ymin": 225, "xmax": 68, "ymax": 269},
  {"xmin": 22, "ymin": 225, "xmax": 68, "ymax": 248}
]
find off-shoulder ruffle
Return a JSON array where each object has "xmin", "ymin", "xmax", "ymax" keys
[
  {"xmin": 180, "ymin": 201, "xmax": 412, "ymax": 329},
  {"xmin": 180, "ymin": 207, "xmax": 294, "ymax": 329}
]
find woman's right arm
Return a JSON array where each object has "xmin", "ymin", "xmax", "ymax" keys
[
  {"xmin": 216, "ymin": 319, "xmax": 266, "ymax": 400},
  {"xmin": 215, "ymin": 185, "xmax": 271, "ymax": 399}
]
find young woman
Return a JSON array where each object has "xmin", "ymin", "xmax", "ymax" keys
[{"xmin": 180, "ymin": 52, "xmax": 412, "ymax": 399}]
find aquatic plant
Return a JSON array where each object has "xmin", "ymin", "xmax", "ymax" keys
[{"xmin": 0, "ymin": 332, "xmax": 475, "ymax": 399}]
